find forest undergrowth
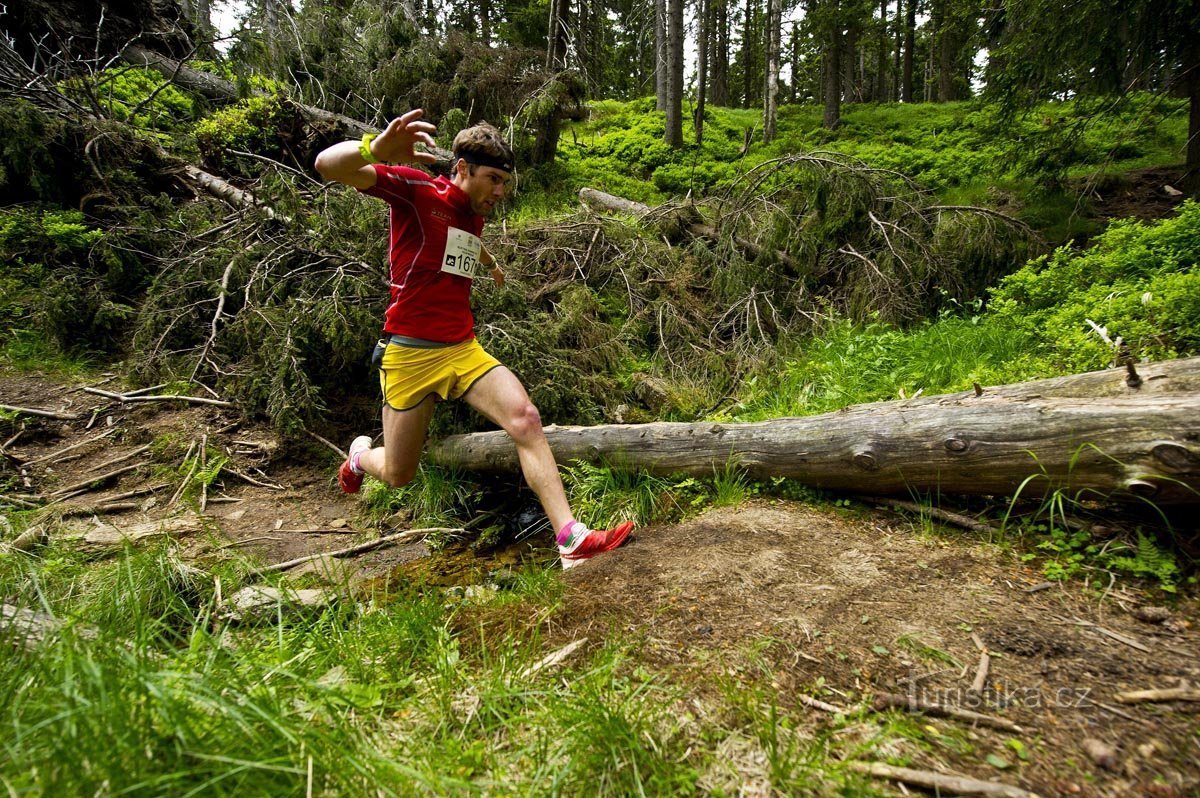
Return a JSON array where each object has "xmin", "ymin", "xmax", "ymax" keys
[
  {"xmin": 2, "ymin": 64, "xmax": 1197, "ymax": 578},
  {"xmin": 2, "ymin": 43, "xmax": 1200, "ymax": 798}
]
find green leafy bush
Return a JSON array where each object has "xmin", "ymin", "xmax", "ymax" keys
[
  {"xmin": 989, "ymin": 200, "xmax": 1200, "ymax": 372},
  {"xmin": 194, "ymin": 95, "xmax": 287, "ymax": 162},
  {"xmin": 0, "ymin": 101, "xmax": 70, "ymax": 203},
  {"xmin": 88, "ymin": 67, "xmax": 196, "ymax": 131},
  {"xmin": 0, "ymin": 208, "xmax": 138, "ymax": 357}
]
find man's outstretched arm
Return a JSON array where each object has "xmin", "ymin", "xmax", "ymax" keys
[{"xmin": 314, "ymin": 109, "xmax": 439, "ymax": 189}]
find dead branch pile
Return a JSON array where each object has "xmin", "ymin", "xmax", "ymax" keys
[{"xmin": 590, "ymin": 153, "xmax": 1041, "ymax": 326}]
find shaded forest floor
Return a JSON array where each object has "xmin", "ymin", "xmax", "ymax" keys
[{"xmin": 3, "ymin": 367, "xmax": 1198, "ymax": 796}]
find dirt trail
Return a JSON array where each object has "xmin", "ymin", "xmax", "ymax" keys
[
  {"xmin": 554, "ymin": 503, "xmax": 1198, "ymax": 795},
  {"xmin": 3, "ymin": 369, "xmax": 1199, "ymax": 796}
]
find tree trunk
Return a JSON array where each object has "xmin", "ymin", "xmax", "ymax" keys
[
  {"xmin": 261, "ymin": 0, "xmax": 281, "ymax": 71},
  {"xmin": 547, "ymin": 0, "xmax": 570, "ymax": 69},
  {"xmin": 892, "ymin": 0, "xmax": 902, "ymax": 100},
  {"xmin": 695, "ymin": 0, "xmax": 709, "ymax": 143},
  {"xmin": 712, "ymin": 0, "xmax": 730, "ymax": 105},
  {"xmin": 791, "ymin": 22, "xmax": 802, "ymax": 101},
  {"xmin": 428, "ymin": 357, "xmax": 1200, "ymax": 505},
  {"xmin": 842, "ymin": 22, "xmax": 857, "ymax": 101},
  {"xmin": 932, "ymin": 0, "xmax": 946, "ymax": 101},
  {"xmin": 823, "ymin": 26, "xmax": 842, "ymax": 129},
  {"xmin": 875, "ymin": 0, "xmax": 889, "ymax": 101},
  {"xmin": 480, "ymin": 0, "xmax": 491, "ymax": 45},
  {"xmin": 655, "ymin": 0, "xmax": 668, "ymax": 109},
  {"xmin": 664, "ymin": 0, "xmax": 684, "ymax": 146},
  {"xmin": 902, "ymin": 0, "xmax": 915, "ymax": 102},
  {"xmin": 739, "ymin": 0, "xmax": 748, "ymax": 108},
  {"xmin": 763, "ymin": 0, "xmax": 781, "ymax": 142},
  {"xmin": 1184, "ymin": 32, "xmax": 1200, "ymax": 195}
]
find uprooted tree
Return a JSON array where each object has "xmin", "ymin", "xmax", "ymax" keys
[{"xmin": 428, "ymin": 357, "xmax": 1200, "ymax": 505}]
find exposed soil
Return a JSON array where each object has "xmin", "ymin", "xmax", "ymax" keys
[
  {"xmin": 4, "ymin": 368, "xmax": 1199, "ymax": 796},
  {"xmin": 1087, "ymin": 166, "xmax": 1190, "ymax": 224},
  {"xmin": 553, "ymin": 503, "xmax": 1199, "ymax": 796}
]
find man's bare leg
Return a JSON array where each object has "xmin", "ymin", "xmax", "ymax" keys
[
  {"xmin": 356, "ymin": 395, "xmax": 436, "ymax": 487},
  {"xmin": 462, "ymin": 367, "xmax": 573, "ymax": 531}
]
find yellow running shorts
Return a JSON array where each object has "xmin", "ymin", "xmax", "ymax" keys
[{"xmin": 378, "ymin": 338, "xmax": 502, "ymax": 411}]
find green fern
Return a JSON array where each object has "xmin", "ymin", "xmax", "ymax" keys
[{"xmin": 1108, "ymin": 532, "xmax": 1179, "ymax": 592}]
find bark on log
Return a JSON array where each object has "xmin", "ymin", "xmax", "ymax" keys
[{"xmin": 427, "ymin": 357, "xmax": 1200, "ymax": 504}]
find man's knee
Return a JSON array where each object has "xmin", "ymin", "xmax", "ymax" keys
[{"xmin": 505, "ymin": 402, "xmax": 544, "ymax": 444}]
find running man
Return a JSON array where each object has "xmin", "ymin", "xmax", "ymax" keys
[{"xmin": 314, "ymin": 110, "xmax": 632, "ymax": 568}]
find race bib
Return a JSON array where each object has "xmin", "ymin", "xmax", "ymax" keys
[{"xmin": 441, "ymin": 227, "xmax": 482, "ymax": 280}]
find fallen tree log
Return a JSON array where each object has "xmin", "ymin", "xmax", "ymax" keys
[
  {"xmin": 121, "ymin": 45, "xmax": 454, "ymax": 168},
  {"xmin": 427, "ymin": 357, "xmax": 1200, "ymax": 504}
]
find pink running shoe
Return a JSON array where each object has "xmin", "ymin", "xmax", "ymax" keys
[
  {"xmin": 337, "ymin": 435, "xmax": 372, "ymax": 494},
  {"xmin": 560, "ymin": 521, "xmax": 635, "ymax": 569}
]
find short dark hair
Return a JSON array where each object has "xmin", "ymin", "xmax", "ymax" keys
[{"xmin": 452, "ymin": 122, "xmax": 514, "ymax": 172}]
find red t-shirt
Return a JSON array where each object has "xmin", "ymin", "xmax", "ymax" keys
[{"xmin": 360, "ymin": 164, "xmax": 485, "ymax": 343}]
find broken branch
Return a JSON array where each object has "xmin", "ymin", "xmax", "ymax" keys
[
  {"xmin": 846, "ymin": 761, "xmax": 1041, "ymax": 798},
  {"xmin": 873, "ymin": 692, "xmax": 1024, "ymax": 733},
  {"xmin": 260, "ymin": 527, "xmax": 462, "ymax": 573}
]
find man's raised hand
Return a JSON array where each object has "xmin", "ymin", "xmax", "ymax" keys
[{"xmin": 372, "ymin": 109, "xmax": 439, "ymax": 165}]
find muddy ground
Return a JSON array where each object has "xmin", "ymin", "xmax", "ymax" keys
[{"xmin": 2, "ymin": 369, "xmax": 1198, "ymax": 797}]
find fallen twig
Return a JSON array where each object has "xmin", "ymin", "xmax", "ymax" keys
[
  {"xmin": 169, "ymin": 445, "xmax": 201, "ymax": 506},
  {"xmin": 305, "ymin": 428, "xmax": 347, "ymax": 459},
  {"xmin": 48, "ymin": 463, "xmax": 143, "ymax": 498},
  {"xmin": 260, "ymin": 527, "xmax": 461, "ymax": 573},
  {"xmin": 191, "ymin": 261, "xmax": 235, "ymax": 383},
  {"xmin": 873, "ymin": 692, "xmax": 1024, "ymax": 732},
  {"xmin": 225, "ymin": 468, "xmax": 285, "ymax": 490},
  {"xmin": 969, "ymin": 631, "xmax": 990, "ymax": 694},
  {"xmin": 1087, "ymin": 699, "xmax": 1152, "ymax": 726},
  {"xmin": 971, "ymin": 650, "xmax": 990, "ymax": 695},
  {"xmin": 519, "ymin": 638, "xmax": 588, "ymax": 680},
  {"xmin": 274, "ymin": 527, "xmax": 358, "ymax": 534},
  {"xmin": 1114, "ymin": 687, "xmax": 1200, "ymax": 704},
  {"xmin": 199, "ymin": 433, "xmax": 208, "ymax": 513},
  {"xmin": 90, "ymin": 444, "xmax": 152, "ymax": 472},
  {"xmin": 98, "ymin": 484, "xmax": 168, "ymax": 503},
  {"xmin": 872, "ymin": 497, "xmax": 1000, "ymax": 534},
  {"xmin": 218, "ymin": 535, "xmax": 283, "ymax": 549},
  {"xmin": 6, "ymin": 526, "xmax": 48, "ymax": 551},
  {"xmin": 23, "ymin": 428, "xmax": 119, "ymax": 467},
  {"xmin": 1059, "ymin": 617, "xmax": 1150, "ymax": 653},
  {"xmin": 59, "ymin": 502, "xmax": 141, "ymax": 517},
  {"xmin": 0, "ymin": 494, "xmax": 41, "ymax": 509},
  {"xmin": 1, "ymin": 426, "xmax": 25, "ymax": 452},
  {"xmin": 846, "ymin": 761, "xmax": 1041, "ymax": 798},
  {"xmin": 0, "ymin": 403, "xmax": 81, "ymax": 421},
  {"xmin": 798, "ymin": 693, "xmax": 847, "ymax": 713},
  {"xmin": 81, "ymin": 387, "xmax": 233, "ymax": 407}
]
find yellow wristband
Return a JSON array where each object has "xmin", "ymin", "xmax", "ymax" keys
[{"xmin": 359, "ymin": 133, "xmax": 380, "ymax": 164}]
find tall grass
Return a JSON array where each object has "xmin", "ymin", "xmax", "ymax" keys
[
  {"xmin": 0, "ymin": 540, "xmax": 908, "ymax": 796},
  {"xmin": 731, "ymin": 314, "xmax": 1042, "ymax": 421}
]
